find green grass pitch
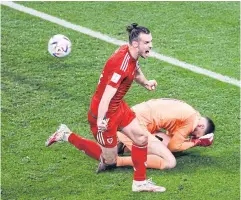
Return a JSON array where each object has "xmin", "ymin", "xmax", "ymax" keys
[{"xmin": 1, "ymin": 2, "xmax": 240, "ymax": 200}]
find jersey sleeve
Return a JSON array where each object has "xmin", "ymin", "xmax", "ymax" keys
[
  {"xmin": 167, "ymin": 114, "xmax": 196, "ymax": 152},
  {"xmin": 105, "ymin": 55, "xmax": 129, "ymax": 88},
  {"xmin": 167, "ymin": 132, "xmax": 195, "ymax": 152}
]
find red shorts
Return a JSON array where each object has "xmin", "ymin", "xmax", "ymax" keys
[{"xmin": 88, "ymin": 100, "xmax": 135, "ymax": 148}]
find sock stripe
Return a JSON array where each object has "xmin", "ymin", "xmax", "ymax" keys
[{"xmin": 132, "ymin": 144, "xmax": 147, "ymax": 148}]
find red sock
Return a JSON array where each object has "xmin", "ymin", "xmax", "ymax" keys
[
  {"xmin": 131, "ymin": 143, "xmax": 147, "ymax": 181},
  {"xmin": 68, "ymin": 133, "xmax": 101, "ymax": 161}
]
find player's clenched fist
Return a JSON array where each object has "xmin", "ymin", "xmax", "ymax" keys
[
  {"xmin": 97, "ymin": 118, "xmax": 109, "ymax": 131},
  {"xmin": 144, "ymin": 80, "xmax": 157, "ymax": 91}
]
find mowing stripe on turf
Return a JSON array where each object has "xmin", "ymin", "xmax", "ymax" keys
[{"xmin": 2, "ymin": 1, "xmax": 240, "ymax": 88}]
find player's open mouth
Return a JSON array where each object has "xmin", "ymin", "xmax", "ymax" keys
[{"xmin": 145, "ymin": 50, "xmax": 150, "ymax": 55}]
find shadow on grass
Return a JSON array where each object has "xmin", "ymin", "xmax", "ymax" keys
[{"xmin": 173, "ymin": 151, "xmax": 239, "ymax": 173}]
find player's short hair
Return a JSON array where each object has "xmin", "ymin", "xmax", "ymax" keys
[
  {"xmin": 126, "ymin": 23, "xmax": 150, "ymax": 44},
  {"xmin": 204, "ymin": 117, "xmax": 215, "ymax": 135}
]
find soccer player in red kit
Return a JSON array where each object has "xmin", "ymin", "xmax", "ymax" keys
[{"xmin": 46, "ymin": 23, "xmax": 166, "ymax": 192}]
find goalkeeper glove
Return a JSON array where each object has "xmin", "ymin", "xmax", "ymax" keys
[{"xmin": 191, "ymin": 133, "xmax": 214, "ymax": 147}]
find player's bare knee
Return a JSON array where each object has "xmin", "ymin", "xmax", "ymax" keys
[
  {"xmin": 101, "ymin": 146, "xmax": 117, "ymax": 164},
  {"xmin": 168, "ymin": 157, "xmax": 176, "ymax": 169},
  {"xmin": 162, "ymin": 156, "xmax": 176, "ymax": 170}
]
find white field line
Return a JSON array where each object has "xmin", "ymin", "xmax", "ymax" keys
[{"xmin": 2, "ymin": 1, "xmax": 240, "ymax": 88}]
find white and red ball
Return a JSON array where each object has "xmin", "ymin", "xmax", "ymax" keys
[{"xmin": 48, "ymin": 34, "xmax": 71, "ymax": 58}]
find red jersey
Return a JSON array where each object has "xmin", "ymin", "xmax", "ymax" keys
[{"xmin": 90, "ymin": 45, "xmax": 138, "ymax": 114}]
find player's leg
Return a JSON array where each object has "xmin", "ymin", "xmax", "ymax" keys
[
  {"xmin": 117, "ymin": 131, "xmax": 170, "ymax": 149},
  {"xmin": 154, "ymin": 132, "xmax": 171, "ymax": 147},
  {"xmin": 68, "ymin": 133, "xmax": 101, "ymax": 161},
  {"xmin": 45, "ymin": 124, "xmax": 102, "ymax": 161},
  {"xmin": 99, "ymin": 145, "xmax": 117, "ymax": 164},
  {"xmin": 94, "ymin": 132, "xmax": 118, "ymax": 173},
  {"xmin": 117, "ymin": 131, "xmax": 132, "ymax": 154},
  {"xmin": 88, "ymin": 109, "xmax": 120, "ymax": 172},
  {"xmin": 120, "ymin": 102, "xmax": 166, "ymax": 192},
  {"xmin": 147, "ymin": 132, "xmax": 176, "ymax": 169},
  {"xmin": 117, "ymin": 131, "xmax": 171, "ymax": 154},
  {"xmin": 117, "ymin": 131, "xmax": 175, "ymax": 170},
  {"xmin": 117, "ymin": 155, "xmax": 168, "ymax": 170},
  {"xmin": 116, "ymin": 131, "xmax": 167, "ymax": 169},
  {"xmin": 122, "ymin": 118, "xmax": 148, "ymax": 180},
  {"xmin": 122, "ymin": 118, "xmax": 166, "ymax": 192}
]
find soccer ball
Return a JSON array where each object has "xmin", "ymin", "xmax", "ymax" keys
[{"xmin": 48, "ymin": 34, "xmax": 71, "ymax": 57}]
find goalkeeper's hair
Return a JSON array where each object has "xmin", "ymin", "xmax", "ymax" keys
[
  {"xmin": 204, "ymin": 117, "xmax": 215, "ymax": 135},
  {"xmin": 126, "ymin": 23, "xmax": 150, "ymax": 44}
]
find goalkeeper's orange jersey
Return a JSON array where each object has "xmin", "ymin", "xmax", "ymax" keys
[{"xmin": 131, "ymin": 98, "xmax": 201, "ymax": 152}]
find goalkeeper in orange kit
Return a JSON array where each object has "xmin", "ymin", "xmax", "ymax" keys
[
  {"xmin": 116, "ymin": 98, "xmax": 215, "ymax": 170},
  {"xmin": 46, "ymin": 98, "xmax": 215, "ymax": 171}
]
